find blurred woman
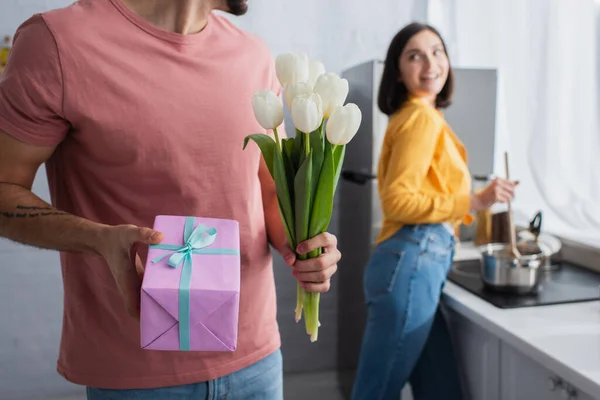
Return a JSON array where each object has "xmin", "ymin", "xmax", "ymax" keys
[{"xmin": 351, "ymin": 23, "xmax": 517, "ymax": 400}]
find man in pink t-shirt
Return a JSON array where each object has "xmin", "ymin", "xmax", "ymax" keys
[{"xmin": 0, "ymin": 0, "xmax": 341, "ymax": 398}]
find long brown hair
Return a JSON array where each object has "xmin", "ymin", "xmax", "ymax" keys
[{"xmin": 377, "ymin": 22, "xmax": 454, "ymax": 116}]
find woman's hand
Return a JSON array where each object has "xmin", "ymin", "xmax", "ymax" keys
[{"xmin": 470, "ymin": 178, "xmax": 519, "ymax": 211}]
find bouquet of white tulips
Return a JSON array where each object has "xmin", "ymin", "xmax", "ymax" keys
[{"xmin": 244, "ymin": 52, "xmax": 362, "ymax": 342}]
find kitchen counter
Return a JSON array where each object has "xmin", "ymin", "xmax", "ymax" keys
[{"xmin": 443, "ymin": 244, "xmax": 600, "ymax": 398}]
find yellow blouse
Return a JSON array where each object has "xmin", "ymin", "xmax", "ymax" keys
[{"xmin": 376, "ymin": 96, "xmax": 474, "ymax": 244}]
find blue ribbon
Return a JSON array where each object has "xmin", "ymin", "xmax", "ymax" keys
[{"xmin": 149, "ymin": 216, "xmax": 239, "ymax": 351}]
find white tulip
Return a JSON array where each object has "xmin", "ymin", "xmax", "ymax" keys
[
  {"xmin": 252, "ymin": 90, "xmax": 284, "ymax": 130},
  {"xmin": 275, "ymin": 53, "xmax": 309, "ymax": 87},
  {"xmin": 313, "ymin": 72, "xmax": 349, "ymax": 118},
  {"xmin": 326, "ymin": 103, "xmax": 362, "ymax": 145},
  {"xmin": 291, "ymin": 93, "xmax": 324, "ymax": 134},
  {"xmin": 307, "ymin": 59, "xmax": 326, "ymax": 89},
  {"xmin": 284, "ymin": 82, "xmax": 313, "ymax": 109}
]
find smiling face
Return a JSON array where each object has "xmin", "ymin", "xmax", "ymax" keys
[{"xmin": 398, "ymin": 29, "xmax": 449, "ymax": 106}]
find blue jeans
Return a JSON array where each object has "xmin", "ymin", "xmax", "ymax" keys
[
  {"xmin": 351, "ymin": 224, "xmax": 463, "ymax": 400},
  {"xmin": 86, "ymin": 349, "xmax": 283, "ymax": 400}
]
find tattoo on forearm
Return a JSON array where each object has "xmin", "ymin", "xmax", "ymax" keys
[
  {"xmin": 1, "ymin": 205, "xmax": 68, "ymax": 218},
  {"xmin": 15, "ymin": 205, "xmax": 53, "ymax": 211}
]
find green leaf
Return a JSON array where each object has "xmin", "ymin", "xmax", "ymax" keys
[
  {"xmin": 291, "ymin": 131, "xmax": 304, "ymax": 171},
  {"xmin": 308, "ymin": 141, "xmax": 335, "ymax": 239},
  {"xmin": 278, "ymin": 198, "xmax": 295, "ymax": 249},
  {"xmin": 281, "ymin": 138, "xmax": 297, "ymax": 191},
  {"xmin": 332, "ymin": 144, "xmax": 346, "ymax": 190},
  {"xmin": 282, "ymin": 138, "xmax": 295, "ymax": 165},
  {"xmin": 296, "ymin": 129, "xmax": 308, "ymax": 169},
  {"xmin": 243, "ymin": 134, "xmax": 276, "ymax": 178},
  {"xmin": 294, "ymin": 150, "xmax": 313, "ymax": 260},
  {"xmin": 273, "ymin": 149, "xmax": 296, "ymax": 247},
  {"xmin": 309, "ymin": 129, "xmax": 324, "ymax": 201}
]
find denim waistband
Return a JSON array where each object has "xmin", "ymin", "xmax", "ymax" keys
[{"xmin": 395, "ymin": 223, "xmax": 456, "ymax": 248}]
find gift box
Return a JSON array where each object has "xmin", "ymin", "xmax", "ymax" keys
[{"xmin": 140, "ymin": 215, "xmax": 240, "ymax": 351}]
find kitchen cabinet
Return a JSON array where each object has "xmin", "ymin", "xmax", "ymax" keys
[
  {"xmin": 446, "ymin": 307, "xmax": 501, "ymax": 400},
  {"xmin": 500, "ymin": 343, "xmax": 596, "ymax": 400},
  {"xmin": 446, "ymin": 306, "xmax": 598, "ymax": 400}
]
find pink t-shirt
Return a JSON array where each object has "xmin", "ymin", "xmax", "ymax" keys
[{"xmin": 0, "ymin": 0, "xmax": 282, "ymax": 389}]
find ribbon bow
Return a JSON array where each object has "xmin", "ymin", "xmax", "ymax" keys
[{"xmin": 150, "ymin": 216, "xmax": 238, "ymax": 351}]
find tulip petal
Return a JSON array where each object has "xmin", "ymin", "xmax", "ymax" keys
[
  {"xmin": 325, "ymin": 103, "xmax": 362, "ymax": 145},
  {"xmin": 308, "ymin": 60, "xmax": 326, "ymax": 89},
  {"xmin": 252, "ymin": 90, "xmax": 284, "ymax": 130},
  {"xmin": 276, "ymin": 52, "xmax": 309, "ymax": 87},
  {"xmin": 313, "ymin": 73, "xmax": 349, "ymax": 118},
  {"xmin": 284, "ymin": 82, "xmax": 312, "ymax": 110},
  {"xmin": 291, "ymin": 93, "xmax": 323, "ymax": 134}
]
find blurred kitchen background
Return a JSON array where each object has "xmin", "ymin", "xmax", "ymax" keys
[{"xmin": 1, "ymin": 0, "xmax": 600, "ymax": 399}]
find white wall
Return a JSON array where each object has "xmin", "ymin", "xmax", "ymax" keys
[
  {"xmin": 427, "ymin": 0, "xmax": 600, "ymax": 245},
  {"xmin": 221, "ymin": 0, "xmax": 426, "ymax": 75},
  {"xmin": 597, "ymin": 0, "xmax": 600, "ymax": 118},
  {"xmin": 0, "ymin": 0, "xmax": 74, "ymax": 36}
]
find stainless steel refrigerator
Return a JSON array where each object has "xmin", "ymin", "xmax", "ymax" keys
[{"xmin": 335, "ymin": 60, "xmax": 499, "ymax": 395}]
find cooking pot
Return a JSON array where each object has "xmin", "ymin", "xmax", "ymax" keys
[
  {"xmin": 486, "ymin": 210, "xmax": 560, "ymax": 271},
  {"xmin": 479, "ymin": 243, "xmax": 545, "ymax": 294}
]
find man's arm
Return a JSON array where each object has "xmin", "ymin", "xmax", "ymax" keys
[
  {"xmin": 0, "ymin": 130, "xmax": 163, "ymax": 318},
  {"xmin": 0, "ymin": 130, "xmax": 109, "ymax": 254},
  {"xmin": 0, "ymin": 16, "xmax": 163, "ymax": 318}
]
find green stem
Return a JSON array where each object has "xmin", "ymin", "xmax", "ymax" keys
[
  {"xmin": 319, "ymin": 120, "xmax": 325, "ymax": 140},
  {"xmin": 309, "ymin": 292, "xmax": 320, "ymax": 342},
  {"xmin": 297, "ymin": 132, "xmax": 311, "ymax": 263},
  {"xmin": 304, "ymin": 131, "xmax": 310, "ymax": 156},
  {"xmin": 304, "ymin": 290, "xmax": 312, "ymax": 335},
  {"xmin": 273, "ymin": 127, "xmax": 282, "ymax": 153},
  {"xmin": 297, "ymin": 123, "xmax": 325, "ymax": 342},
  {"xmin": 302, "ymin": 291, "xmax": 320, "ymax": 342},
  {"xmin": 295, "ymin": 282, "xmax": 304, "ymax": 322}
]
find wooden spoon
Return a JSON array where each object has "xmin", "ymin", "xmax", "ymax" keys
[{"xmin": 504, "ymin": 151, "xmax": 521, "ymax": 259}]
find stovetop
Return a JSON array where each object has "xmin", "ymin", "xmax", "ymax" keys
[{"xmin": 447, "ymin": 259, "xmax": 600, "ymax": 309}]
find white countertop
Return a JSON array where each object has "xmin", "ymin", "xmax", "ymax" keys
[{"xmin": 443, "ymin": 243, "xmax": 600, "ymax": 398}]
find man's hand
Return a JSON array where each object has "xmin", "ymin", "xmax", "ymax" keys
[
  {"xmin": 278, "ymin": 232, "xmax": 341, "ymax": 293},
  {"xmin": 98, "ymin": 225, "xmax": 164, "ymax": 320}
]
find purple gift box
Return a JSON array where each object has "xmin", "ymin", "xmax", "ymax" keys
[{"xmin": 140, "ymin": 215, "xmax": 240, "ymax": 352}]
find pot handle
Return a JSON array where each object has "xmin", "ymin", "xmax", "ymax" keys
[{"xmin": 529, "ymin": 211, "xmax": 543, "ymax": 238}]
